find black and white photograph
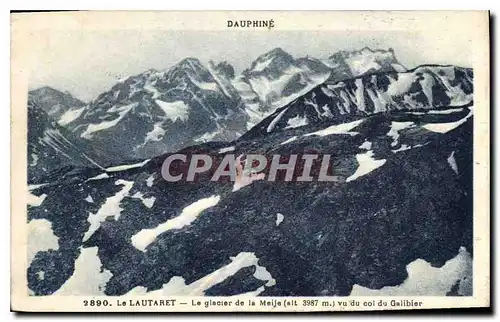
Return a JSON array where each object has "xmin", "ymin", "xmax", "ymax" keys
[{"xmin": 10, "ymin": 10, "xmax": 490, "ymax": 312}]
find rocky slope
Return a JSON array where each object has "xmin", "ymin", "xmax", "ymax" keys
[{"xmin": 27, "ymin": 101, "xmax": 473, "ymax": 296}]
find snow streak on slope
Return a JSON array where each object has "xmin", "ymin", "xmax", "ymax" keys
[
  {"xmin": 423, "ymin": 108, "xmax": 473, "ymax": 133},
  {"xmin": 58, "ymin": 106, "xmax": 86, "ymax": 126},
  {"xmin": 82, "ymin": 180, "xmax": 134, "ymax": 242},
  {"xmin": 280, "ymin": 136, "xmax": 298, "ymax": 145},
  {"xmin": 105, "ymin": 159, "xmax": 150, "ymax": 172},
  {"xmin": 125, "ymin": 252, "xmax": 275, "ymax": 296},
  {"xmin": 304, "ymin": 119, "xmax": 364, "ymax": 137},
  {"xmin": 81, "ymin": 103, "xmax": 137, "ymax": 139},
  {"xmin": 131, "ymin": 195, "xmax": 221, "ymax": 252}
]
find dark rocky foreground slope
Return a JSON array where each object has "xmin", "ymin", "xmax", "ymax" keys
[{"xmin": 27, "ymin": 103, "xmax": 473, "ymax": 296}]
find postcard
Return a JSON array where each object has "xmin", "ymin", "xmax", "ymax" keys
[{"xmin": 11, "ymin": 10, "xmax": 490, "ymax": 312}]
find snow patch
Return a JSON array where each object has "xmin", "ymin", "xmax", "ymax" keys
[
  {"xmin": 387, "ymin": 122, "xmax": 415, "ymax": 147},
  {"xmin": 448, "ymin": 151, "xmax": 459, "ymax": 174},
  {"xmin": 28, "ymin": 183, "xmax": 49, "ymax": 190},
  {"xmin": 81, "ymin": 103, "xmax": 137, "ymax": 139},
  {"xmin": 27, "ymin": 192, "xmax": 47, "ymax": 207},
  {"xmin": 276, "ymin": 213, "xmax": 284, "ymax": 226},
  {"xmin": 155, "ymin": 100, "xmax": 190, "ymax": 122},
  {"xmin": 252, "ymin": 56, "xmax": 274, "ymax": 72},
  {"xmin": 58, "ymin": 106, "xmax": 86, "ymax": 126},
  {"xmin": 30, "ymin": 153, "xmax": 38, "ymax": 167},
  {"xmin": 131, "ymin": 195, "xmax": 220, "ymax": 252},
  {"xmin": 190, "ymin": 77, "xmax": 219, "ymax": 92},
  {"xmin": 85, "ymin": 195, "xmax": 94, "ymax": 203},
  {"xmin": 284, "ymin": 115, "xmax": 309, "ymax": 129},
  {"xmin": 346, "ymin": 49, "xmax": 384, "ymax": 75},
  {"xmin": 346, "ymin": 151, "xmax": 387, "ymax": 182},
  {"xmin": 144, "ymin": 123, "xmax": 166, "ymax": 143},
  {"xmin": 27, "ymin": 219, "xmax": 59, "ymax": 266},
  {"xmin": 350, "ymin": 247, "xmax": 472, "ymax": 296},
  {"xmin": 131, "ymin": 192, "xmax": 156, "ymax": 208},
  {"xmin": 146, "ymin": 174, "xmax": 155, "ymax": 187},
  {"xmin": 359, "ymin": 141, "xmax": 372, "ymax": 150},
  {"xmin": 54, "ymin": 247, "xmax": 113, "ymax": 295}
]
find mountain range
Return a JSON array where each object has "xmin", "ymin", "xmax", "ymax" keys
[
  {"xmin": 26, "ymin": 47, "xmax": 474, "ymax": 296},
  {"xmin": 28, "ymin": 47, "xmax": 420, "ymax": 182}
]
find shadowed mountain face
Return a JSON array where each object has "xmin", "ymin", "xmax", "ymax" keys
[
  {"xmin": 27, "ymin": 101, "xmax": 104, "ymax": 183},
  {"xmin": 27, "ymin": 103, "xmax": 473, "ymax": 296},
  {"xmin": 63, "ymin": 59, "xmax": 248, "ymax": 164}
]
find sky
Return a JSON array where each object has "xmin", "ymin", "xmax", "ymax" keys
[{"xmin": 28, "ymin": 30, "xmax": 472, "ymax": 102}]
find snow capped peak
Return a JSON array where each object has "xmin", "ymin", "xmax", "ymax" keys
[
  {"xmin": 247, "ymin": 47, "xmax": 295, "ymax": 73},
  {"xmin": 261, "ymin": 47, "xmax": 291, "ymax": 59},
  {"xmin": 28, "ymin": 86, "xmax": 86, "ymax": 120},
  {"xmin": 325, "ymin": 47, "xmax": 406, "ymax": 81},
  {"xmin": 172, "ymin": 57, "xmax": 206, "ymax": 74}
]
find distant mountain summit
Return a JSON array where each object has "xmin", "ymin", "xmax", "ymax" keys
[
  {"xmin": 28, "ymin": 86, "xmax": 86, "ymax": 120},
  {"xmin": 233, "ymin": 48, "xmax": 332, "ymax": 128},
  {"xmin": 59, "ymin": 57, "xmax": 246, "ymax": 164},
  {"xmin": 325, "ymin": 47, "xmax": 406, "ymax": 81},
  {"xmin": 233, "ymin": 47, "xmax": 408, "ymax": 129}
]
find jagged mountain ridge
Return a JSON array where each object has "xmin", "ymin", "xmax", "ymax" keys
[
  {"xmin": 234, "ymin": 47, "xmax": 407, "ymax": 129},
  {"xmin": 28, "ymin": 86, "xmax": 86, "ymax": 121},
  {"xmin": 39, "ymin": 47, "xmax": 409, "ymax": 164},
  {"xmin": 62, "ymin": 58, "xmax": 248, "ymax": 164},
  {"xmin": 242, "ymin": 65, "xmax": 473, "ymax": 139}
]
